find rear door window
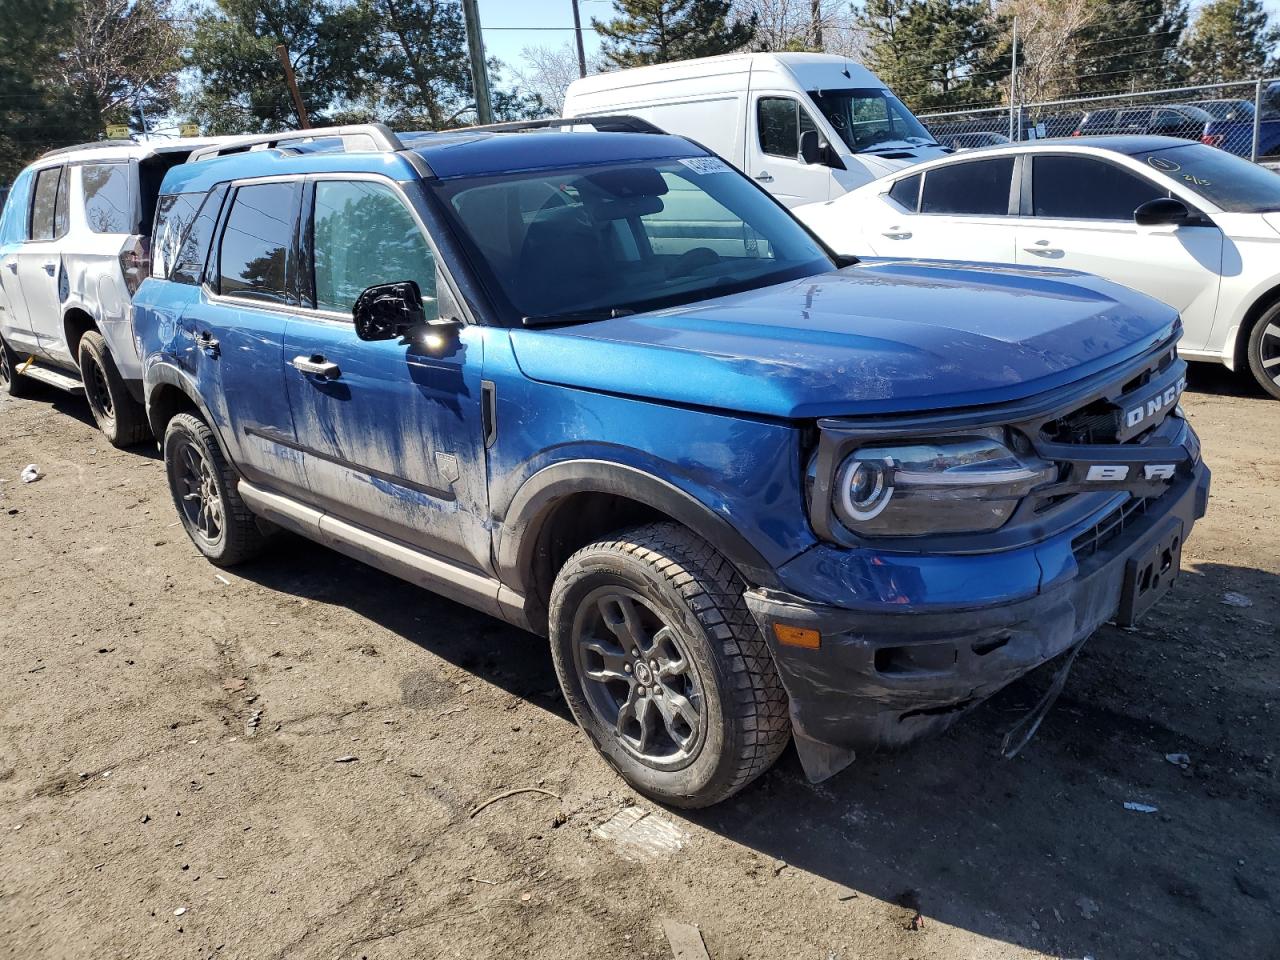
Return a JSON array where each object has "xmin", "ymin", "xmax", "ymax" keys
[
  {"xmin": 29, "ymin": 166, "xmax": 63, "ymax": 240},
  {"xmin": 920, "ymin": 158, "xmax": 1014, "ymax": 215},
  {"xmin": 217, "ymin": 182, "xmax": 298, "ymax": 303},
  {"xmin": 82, "ymin": 163, "xmax": 134, "ymax": 234},
  {"xmin": 888, "ymin": 173, "xmax": 921, "ymax": 211},
  {"xmin": 1031, "ymin": 155, "xmax": 1164, "ymax": 220}
]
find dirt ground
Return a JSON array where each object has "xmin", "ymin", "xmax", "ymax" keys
[{"xmin": 0, "ymin": 364, "xmax": 1276, "ymax": 960}]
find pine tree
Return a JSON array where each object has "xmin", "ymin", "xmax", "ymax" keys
[
  {"xmin": 593, "ymin": 0, "xmax": 758, "ymax": 68},
  {"xmin": 1181, "ymin": 0, "xmax": 1279, "ymax": 83}
]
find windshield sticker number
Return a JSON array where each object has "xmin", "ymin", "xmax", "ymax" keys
[
  {"xmin": 1183, "ymin": 173, "xmax": 1211, "ymax": 186},
  {"xmin": 679, "ymin": 157, "xmax": 732, "ymax": 175}
]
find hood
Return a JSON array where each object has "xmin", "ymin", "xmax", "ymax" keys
[{"xmin": 508, "ymin": 260, "xmax": 1178, "ymax": 419}]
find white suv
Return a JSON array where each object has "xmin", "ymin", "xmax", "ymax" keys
[{"xmin": 0, "ymin": 139, "xmax": 223, "ymax": 444}]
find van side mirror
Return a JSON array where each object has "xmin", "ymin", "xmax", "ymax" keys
[
  {"xmin": 799, "ymin": 129, "xmax": 821, "ymax": 165},
  {"xmin": 1133, "ymin": 197, "xmax": 1194, "ymax": 227},
  {"xmin": 353, "ymin": 281, "xmax": 425, "ymax": 341}
]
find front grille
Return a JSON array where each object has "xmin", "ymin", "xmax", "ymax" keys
[{"xmin": 1072, "ymin": 496, "xmax": 1152, "ymax": 560}]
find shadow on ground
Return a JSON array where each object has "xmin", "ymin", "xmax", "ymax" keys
[{"xmin": 229, "ymin": 531, "xmax": 1279, "ymax": 960}]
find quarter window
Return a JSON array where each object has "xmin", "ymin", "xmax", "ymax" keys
[
  {"xmin": 153, "ymin": 188, "xmax": 226, "ymax": 284},
  {"xmin": 311, "ymin": 180, "xmax": 437, "ymax": 316},
  {"xmin": 29, "ymin": 166, "xmax": 63, "ymax": 240},
  {"xmin": 757, "ymin": 96, "xmax": 818, "ymax": 159},
  {"xmin": 217, "ymin": 182, "xmax": 297, "ymax": 303},
  {"xmin": 920, "ymin": 158, "xmax": 1014, "ymax": 216},
  {"xmin": 888, "ymin": 173, "xmax": 922, "ymax": 211},
  {"xmin": 82, "ymin": 163, "xmax": 133, "ymax": 234},
  {"xmin": 1031, "ymin": 156, "xmax": 1164, "ymax": 220}
]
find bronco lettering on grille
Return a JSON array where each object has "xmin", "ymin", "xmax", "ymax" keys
[{"xmin": 1124, "ymin": 377, "xmax": 1186, "ymax": 431}]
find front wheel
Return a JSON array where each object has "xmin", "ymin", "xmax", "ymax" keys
[
  {"xmin": 1246, "ymin": 302, "xmax": 1280, "ymax": 401},
  {"xmin": 549, "ymin": 523, "xmax": 790, "ymax": 808}
]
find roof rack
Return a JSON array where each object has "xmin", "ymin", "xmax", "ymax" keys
[
  {"xmin": 460, "ymin": 114, "xmax": 665, "ymax": 135},
  {"xmin": 188, "ymin": 123, "xmax": 405, "ymax": 162},
  {"xmin": 40, "ymin": 139, "xmax": 137, "ymax": 159}
]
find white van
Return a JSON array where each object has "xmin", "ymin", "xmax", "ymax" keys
[{"xmin": 563, "ymin": 52, "xmax": 948, "ymax": 207}]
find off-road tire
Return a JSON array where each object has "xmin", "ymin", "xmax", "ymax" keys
[
  {"xmin": 1245, "ymin": 301, "xmax": 1280, "ymax": 401},
  {"xmin": 0, "ymin": 332, "xmax": 34, "ymax": 398},
  {"xmin": 163, "ymin": 412, "xmax": 265, "ymax": 567},
  {"xmin": 549, "ymin": 522, "xmax": 791, "ymax": 808},
  {"xmin": 78, "ymin": 330, "xmax": 150, "ymax": 446}
]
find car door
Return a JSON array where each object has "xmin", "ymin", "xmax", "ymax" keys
[
  {"xmin": 182, "ymin": 178, "xmax": 310, "ymax": 499},
  {"xmin": 862, "ymin": 156, "xmax": 1018, "ymax": 263},
  {"xmin": 15, "ymin": 163, "xmax": 71, "ymax": 360},
  {"xmin": 1013, "ymin": 154, "xmax": 1223, "ymax": 353},
  {"xmin": 748, "ymin": 95, "xmax": 835, "ymax": 207},
  {"xmin": 0, "ymin": 168, "xmax": 38, "ymax": 354},
  {"xmin": 281, "ymin": 175, "xmax": 491, "ymax": 573}
]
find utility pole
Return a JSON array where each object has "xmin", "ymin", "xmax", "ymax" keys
[
  {"xmin": 1007, "ymin": 16, "xmax": 1017, "ymax": 141},
  {"xmin": 461, "ymin": 0, "xmax": 494, "ymax": 124},
  {"xmin": 275, "ymin": 45, "xmax": 311, "ymax": 129},
  {"xmin": 571, "ymin": 0, "xmax": 587, "ymax": 78}
]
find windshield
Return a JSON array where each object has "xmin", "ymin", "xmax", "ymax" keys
[
  {"xmin": 1138, "ymin": 144, "xmax": 1280, "ymax": 213},
  {"xmin": 430, "ymin": 157, "xmax": 833, "ymax": 324},
  {"xmin": 807, "ymin": 88, "xmax": 937, "ymax": 153}
]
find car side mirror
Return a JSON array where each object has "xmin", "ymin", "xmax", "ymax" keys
[
  {"xmin": 799, "ymin": 129, "xmax": 821, "ymax": 165},
  {"xmin": 1134, "ymin": 197, "xmax": 1194, "ymax": 227},
  {"xmin": 353, "ymin": 281, "xmax": 426, "ymax": 341}
]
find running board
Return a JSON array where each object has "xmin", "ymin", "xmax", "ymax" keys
[
  {"xmin": 236, "ymin": 479, "xmax": 532, "ymax": 631},
  {"xmin": 19, "ymin": 360, "xmax": 84, "ymax": 395}
]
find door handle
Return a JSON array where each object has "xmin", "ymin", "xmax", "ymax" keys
[
  {"xmin": 43, "ymin": 261, "xmax": 57, "ymax": 275},
  {"xmin": 881, "ymin": 230, "xmax": 913, "ymax": 240},
  {"xmin": 4, "ymin": 260, "xmax": 16, "ymax": 273},
  {"xmin": 754, "ymin": 170, "xmax": 774, "ymax": 183},
  {"xmin": 1023, "ymin": 240, "xmax": 1061, "ymax": 256},
  {"xmin": 291, "ymin": 354, "xmax": 341, "ymax": 379},
  {"xmin": 197, "ymin": 331, "xmax": 220, "ymax": 357}
]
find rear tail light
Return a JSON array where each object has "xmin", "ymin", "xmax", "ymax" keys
[
  {"xmin": 1070, "ymin": 130, "xmax": 1081, "ymax": 136},
  {"xmin": 1201, "ymin": 133, "xmax": 1224, "ymax": 148},
  {"xmin": 119, "ymin": 235, "xmax": 150, "ymax": 296}
]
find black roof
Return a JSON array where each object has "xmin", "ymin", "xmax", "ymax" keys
[{"xmin": 1016, "ymin": 135, "xmax": 1197, "ymax": 155}]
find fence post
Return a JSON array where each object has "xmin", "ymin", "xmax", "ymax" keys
[
  {"xmin": 1016, "ymin": 104, "xmax": 1024, "ymax": 142},
  {"xmin": 1252, "ymin": 77, "xmax": 1264, "ymax": 162},
  {"xmin": 1008, "ymin": 15, "xmax": 1018, "ymax": 141}
]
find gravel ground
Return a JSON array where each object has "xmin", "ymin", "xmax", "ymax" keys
[{"xmin": 0, "ymin": 364, "xmax": 1276, "ymax": 960}]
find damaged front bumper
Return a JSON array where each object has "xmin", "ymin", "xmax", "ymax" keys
[{"xmin": 745, "ymin": 460, "xmax": 1211, "ymax": 783}]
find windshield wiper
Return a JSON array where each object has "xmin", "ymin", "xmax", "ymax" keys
[{"xmin": 521, "ymin": 307, "xmax": 636, "ymax": 328}]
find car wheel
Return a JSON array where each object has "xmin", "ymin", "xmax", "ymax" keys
[
  {"xmin": 549, "ymin": 522, "xmax": 791, "ymax": 808},
  {"xmin": 0, "ymin": 333, "xmax": 34, "ymax": 398},
  {"xmin": 1246, "ymin": 302, "xmax": 1280, "ymax": 400},
  {"xmin": 163, "ymin": 412, "xmax": 266, "ymax": 567},
  {"xmin": 78, "ymin": 330, "xmax": 150, "ymax": 446}
]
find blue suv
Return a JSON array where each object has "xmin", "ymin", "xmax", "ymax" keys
[{"xmin": 132, "ymin": 121, "xmax": 1210, "ymax": 807}]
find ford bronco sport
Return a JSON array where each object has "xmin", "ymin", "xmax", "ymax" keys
[{"xmin": 131, "ymin": 121, "xmax": 1210, "ymax": 808}]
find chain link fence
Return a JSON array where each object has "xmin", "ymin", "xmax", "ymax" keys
[{"xmin": 919, "ymin": 78, "xmax": 1280, "ymax": 167}]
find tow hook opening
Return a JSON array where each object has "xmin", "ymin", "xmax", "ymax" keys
[{"xmin": 874, "ymin": 642, "xmax": 956, "ymax": 676}]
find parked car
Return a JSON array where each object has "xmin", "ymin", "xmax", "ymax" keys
[
  {"xmin": 133, "ymin": 121, "xmax": 1208, "ymax": 807},
  {"xmin": 1188, "ymin": 98, "xmax": 1255, "ymax": 122},
  {"xmin": 1201, "ymin": 84, "xmax": 1280, "ymax": 160},
  {"xmin": 794, "ymin": 136, "xmax": 1280, "ymax": 398},
  {"xmin": 562, "ymin": 53, "xmax": 948, "ymax": 207},
  {"xmin": 939, "ymin": 131, "xmax": 1010, "ymax": 151},
  {"xmin": 0, "ymin": 137, "xmax": 229, "ymax": 444},
  {"xmin": 1073, "ymin": 105, "xmax": 1214, "ymax": 141}
]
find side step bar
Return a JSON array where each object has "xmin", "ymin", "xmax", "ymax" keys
[
  {"xmin": 237, "ymin": 480, "xmax": 532, "ymax": 632},
  {"xmin": 17, "ymin": 359, "xmax": 84, "ymax": 395}
]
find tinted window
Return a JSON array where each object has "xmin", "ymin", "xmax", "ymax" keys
[
  {"xmin": 153, "ymin": 188, "xmax": 227, "ymax": 284},
  {"xmin": 1136, "ymin": 144, "xmax": 1280, "ymax": 213},
  {"xmin": 53, "ymin": 167, "xmax": 69, "ymax": 238},
  {"xmin": 312, "ymin": 180, "xmax": 437, "ymax": 315},
  {"xmin": 30, "ymin": 167, "xmax": 62, "ymax": 240},
  {"xmin": 82, "ymin": 163, "xmax": 134, "ymax": 233},
  {"xmin": 888, "ymin": 173, "xmax": 921, "ymax": 211},
  {"xmin": 1031, "ymin": 156, "xmax": 1163, "ymax": 219},
  {"xmin": 758, "ymin": 97, "xmax": 817, "ymax": 158},
  {"xmin": 921, "ymin": 158, "xmax": 1014, "ymax": 215},
  {"xmin": 218, "ymin": 182, "xmax": 296, "ymax": 302}
]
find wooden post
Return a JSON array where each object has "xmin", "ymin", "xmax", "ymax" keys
[
  {"xmin": 274, "ymin": 44, "xmax": 311, "ymax": 129},
  {"xmin": 571, "ymin": 0, "xmax": 587, "ymax": 78}
]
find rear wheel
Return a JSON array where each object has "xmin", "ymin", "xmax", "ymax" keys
[
  {"xmin": 0, "ymin": 333, "xmax": 33, "ymax": 398},
  {"xmin": 1245, "ymin": 302, "xmax": 1280, "ymax": 400},
  {"xmin": 78, "ymin": 330, "xmax": 150, "ymax": 446},
  {"xmin": 549, "ymin": 522, "xmax": 790, "ymax": 808},
  {"xmin": 163, "ymin": 412, "xmax": 266, "ymax": 567}
]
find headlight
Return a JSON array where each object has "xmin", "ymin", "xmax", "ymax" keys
[{"xmin": 831, "ymin": 435, "xmax": 1054, "ymax": 537}]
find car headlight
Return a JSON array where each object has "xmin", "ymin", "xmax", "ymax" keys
[{"xmin": 830, "ymin": 435, "xmax": 1054, "ymax": 537}]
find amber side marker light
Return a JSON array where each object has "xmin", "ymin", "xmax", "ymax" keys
[{"xmin": 773, "ymin": 623, "xmax": 821, "ymax": 649}]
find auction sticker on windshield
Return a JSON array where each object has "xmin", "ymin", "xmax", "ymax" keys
[{"xmin": 679, "ymin": 157, "xmax": 732, "ymax": 175}]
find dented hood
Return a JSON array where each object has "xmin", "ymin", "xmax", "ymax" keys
[{"xmin": 508, "ymin": 260, "xmax": 1179, "ymax": 419}]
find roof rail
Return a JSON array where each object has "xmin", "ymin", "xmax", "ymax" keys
[
  {"xmin": 40, "ymin": 139, "xmax": 137, "ymax": 160},
  {"xmin": 188, "ymin": 123, "xmax": 405, "ymax": 163},
  {"xmin": 460, "ymin": 114, "xmax": 665, "ymax": 135}
]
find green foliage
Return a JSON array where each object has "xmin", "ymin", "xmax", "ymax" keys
[
  {"xmin": 1071, "ymin": 0, "xmax": 1189, "ymax": 93},
  {"xmin": 593, "ymin": 0, "xmax": 758, "ymax": 67},
  {"xmin": 1180, "ymin": 0, "xmax": 1279, "ymax": 83}
]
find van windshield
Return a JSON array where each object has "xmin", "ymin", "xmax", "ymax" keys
[
  {"xmin": 808, "ymin": 88, "xmax": 939, "ymax": 153},
  {"xmin": 430, "ymin": 157, "xmax": 833, "ymax": 326}
]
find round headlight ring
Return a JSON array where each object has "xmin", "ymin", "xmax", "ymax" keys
[{"xmin": 838, "ymin": 456, "xmax": 895, "ymax": 522}]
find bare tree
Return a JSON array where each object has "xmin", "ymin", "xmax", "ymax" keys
[
  {"xmin": 734, "ymin": 0, "xmax": 863, "ymax": 56},
  {"xmin": 514, "ymin": 42, "xmax": 599, "ymax": 115}
]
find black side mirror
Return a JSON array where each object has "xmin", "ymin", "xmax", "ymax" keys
[
  {"xmin": 353, "ymin": 281, "xmax": 426, "ymax": 341},
  {"xmin": 799, "ymin": 129, "xmax": 821, "ymax": 165},
  {"xmin": 1134, "ymin": 197, "xmax": 1194, "ymax": 227}
]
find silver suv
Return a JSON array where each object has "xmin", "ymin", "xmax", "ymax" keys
[{"xmin": 0, "ymin": 139, "xmax": 223, "ymax": 445}]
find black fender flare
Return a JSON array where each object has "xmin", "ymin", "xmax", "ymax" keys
[
  {"xmin": 145, "ymin": 363, "xmax": 238, "ymax": 467},
  {"xmin": 495, "ymin": 459, "xmax": 782, "ymax": 598}
]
